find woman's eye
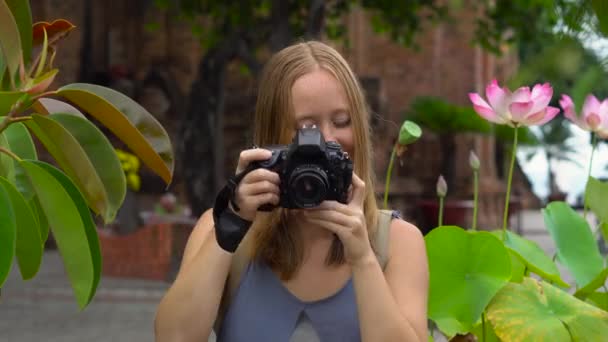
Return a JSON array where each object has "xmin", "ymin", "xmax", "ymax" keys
[{"xmin": 334, "ymin": 117, "xmax": 351, "ymax": 128}]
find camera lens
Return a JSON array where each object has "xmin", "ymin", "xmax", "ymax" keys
[{"xmin": 289, "ymin": 166, "xmax": 328, "ymax": 208}]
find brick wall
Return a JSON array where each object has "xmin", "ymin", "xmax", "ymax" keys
[{"xmin": 33, "ymin": 0, "xmax": 537, "ymax": 232}]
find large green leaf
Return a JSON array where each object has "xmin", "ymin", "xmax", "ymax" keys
[
  {"xmin": 425, "ymin": 226, "xmax": 511, "ymax": 335},
  {"xmin": 50, "ymin": 113, "xmax": 126, "ymax": 222},
  {"xmin": 543, "ymin": 202, "xmax": 604, "ymax": 289},
  {"xmin": 36, "ymin": 161, "xmax": 101, "ymax": 303},
  {"xmin": 5, "ymin": 0, "xmax": 32, "ymax": 63},
  {"xmin": 57, "ymin": 83, "xmax": 174, "ymax": 184},
  {"xmin": 29, "ymin": 194, "xmax": 48, "ymax": 244},
  {"xmin": 25, "ymin": 114, "xmax": 117, "ymax": 222},
  {"xmin": 586, "ymin": 176, "xmax": 608, "ymax": 224},
  {"xmin": 487, "ymin": 277, "xmax": 608, "ymax": 341},
  {"xmin": 587, "ymin": 291, "xmax": 608, "ymax": 311},
  {"xmin": 20, "ymin": 160, "xmax": 96, "ymax": 309},
  {"xmin": 574, "ymin": 267, "xmax": 608, "ymax": 298},
  {"xmin": 3, "ymin": 120, "xmax": 36, "ymax": 199},
  {"xmin": 0, "ymin": 184, "xmax": 16, "ymax": 287},
  {"xmin": 0, "ymin": 131, "xmax": 15, "ymax": 183},
  {"xmin": 0, "ymin": 91, "xmax": 25, "ymax": 116},
  {"xmin": 592, "ymin": 0, "xmax": 608, "ymax": 37},
  {"xmin": 0, "ymin": 176, "xmax": 41, "ymax": 280},
  {"xmin": 0, "ymin": 0, "xmax": 22, "ymax": 80},
  {"xmin": 494, "ymin": 230, "xmax": 568, "ymax": 287},
  {"xmin": 32, "ymin": 97, "xmax": 85, "ymax": 117}
]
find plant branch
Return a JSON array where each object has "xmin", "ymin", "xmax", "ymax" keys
[{"xmin": 0, "ymin": 146, "xmax": 22, "ymax": 162}]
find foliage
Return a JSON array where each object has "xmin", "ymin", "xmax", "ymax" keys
[
  {"xmin": 0, "ymin": 0, "xmax": 174, "ymax": 309},
  {"xmin": 399, "ymin": 82, "xmax": 608, "ymax": 340}
]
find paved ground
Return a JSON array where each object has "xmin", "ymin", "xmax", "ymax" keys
[{"xmin": 0, "ymin": 209, "xmax": 601, "ymax": 341}]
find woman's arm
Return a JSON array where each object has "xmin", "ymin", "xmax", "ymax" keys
[
  {"xmin": 351, "ymin": 219, "xmax": 429, "ymax": 342},
  {"xmin": 154, "ymin": 209, "xmax": 233, "ymax": 342}
]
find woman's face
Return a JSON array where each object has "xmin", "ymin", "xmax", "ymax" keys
[{"xmin": 291, "ymin": 68, "xmax": 354, "ymax": 157}]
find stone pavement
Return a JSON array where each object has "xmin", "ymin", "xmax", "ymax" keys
[
  {"xmin": 0, "ymin": 251, "xmax": 169, "ymax": 342},
  {"xmin": 0, "ymin": 209, "xmax": 596, "ymax": 342}
]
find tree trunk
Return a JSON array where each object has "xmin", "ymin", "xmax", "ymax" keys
[{"xmin": 179, "ymin": 42, "xmax": 235, "ymax": 217}]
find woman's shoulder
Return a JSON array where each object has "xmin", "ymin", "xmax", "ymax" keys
[{"xmin": 387, "ymin": 212, "xmax": 425, "ymax": 249}]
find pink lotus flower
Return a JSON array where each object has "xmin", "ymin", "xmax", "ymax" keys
[
  {"xmin": 560, "ymin": 94, "xmax": 608, "ymax": 138},
  {"xmin": 468, "ymin": 79, "xmax": 560, "ymax": 127}
]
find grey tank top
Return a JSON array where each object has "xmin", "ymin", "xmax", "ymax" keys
[{"xmin": 217, "ymin": 260, "xmax": 360, "ymax": 342}]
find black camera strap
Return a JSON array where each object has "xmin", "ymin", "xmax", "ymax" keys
[{"xmin": 213, "ymin": 164, "xmax": 257, "ymax": 253}]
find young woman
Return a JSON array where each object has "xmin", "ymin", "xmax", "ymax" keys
[{"xmin": 155, "ymin": 40, "xmax": 428, "ymax": 342}]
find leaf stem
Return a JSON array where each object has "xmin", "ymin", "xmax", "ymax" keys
[
  {"xmin": 502, "ymin": 126, "xmax": 519, "ymax": 239},
  {"xmin": 383, "ymin": 144, "xmax": 397, "ymax": 209},
  {"xmin": 472, "ymin": 169, "xmax": 479, "ymax": 231},
  {"xmin": 0, "ymin": 146, "xmax": 22, "ymax": 162},
  {"xmin": 438, "ymin": 195, "xmax": 444, "ymax": 227},
  {"xmin": 482, "ymin": 311, "xmax": 487, "ymax": 342},
  {"xmin": 584, "ymin": 133, "xmax": 597, "ymax": 220}
]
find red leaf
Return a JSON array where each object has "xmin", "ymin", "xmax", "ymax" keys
[{"xmin": 32, "ymin": 19, "xmax": 75, "ymax": 47}]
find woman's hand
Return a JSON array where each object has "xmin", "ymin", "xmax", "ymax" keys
[
  {"xmin": 232, "ymin": 148, "xmax": 281, "ymax": 221},
  {"xmin": 302, "ymin": 173, "xmax": 374, "ymax": 266}
]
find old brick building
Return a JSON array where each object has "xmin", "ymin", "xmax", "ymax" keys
[{"xmin": 31, "ymin": 0, "xmax": 538, "ymax": 233}]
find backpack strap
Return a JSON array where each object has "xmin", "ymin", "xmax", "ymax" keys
[{"xmin": 373, "ymin": 209, "xmax": 394, "ymax": 270}]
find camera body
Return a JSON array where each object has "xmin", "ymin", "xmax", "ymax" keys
[{"xmin": 250, "ymin": 126, "xmax": 353, "ymax": 210}]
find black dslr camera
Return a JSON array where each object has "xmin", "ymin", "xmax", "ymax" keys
[{"xmin": 250, "ymin": 126, "xmax": 353, "ymax": 210}]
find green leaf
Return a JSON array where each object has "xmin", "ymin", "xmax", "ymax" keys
[
  {"xmin": 20, "ymin": 160, "xmax": 96, "ymax": 309},
  {"xmin": 0, "ymin": 176, "xmax": 41, "ymax": 280},
  {"xmin": 586, "ymin": 176, "xmax": 608, "ymax": 224},
  {"xmin": 470, "ymin": 318, "xmax": 501, "ymax": 342},
  {"xmin": 575, "ymin": 268, "xmax": 608, "ymax": 298},
  {"xmin": 36, "ymin": 161, "xmax": 101, "ymax": 304},
  {"xmin": 0, "ymin": 0, "xmax": 22, "ymax": 81},
  {"xmin": 0, "ymin": 91, "xmax": 25, "ymax": 116},
  {"xmin": 5, "ymin": 0, "xmax": 32, "ymax": 63},
  {"xmin": 0, "ymin": 184, "xmax": 16, "ymax": 287},
  {"xmin": 32, "ymin": 97, "xmax": 85, "ymax": 117},
  {"xmin": 0, "ymin": 131, "xmax": 15, "ymax": 183},
  {"xmin": 50, "ymin": 113, "xmax": 126, "ymax": 223},
  {"xmin": 57, "ymin": 83, "xmax": 174, "ymax": 185},
  {"xmin": 29, "ymin": 194, "xmax": 48, "ymax": 244},
  {"xmin": 508, "ymin": 249, "xmax": 526, "ymax": 283},
  {"xmin": 543, "ymin": 202, "xmax": 605, "ymax": 289},
  {"xmin": 586, "ymin": 291, "xmax": 608, "ymax": 311},
  {"xmin": 25, "ymin": 114, "xmax": 117, "ymax": 222},
  {"xmin": 487, "ymin": 277, "xmax": 608, "ymax": 341},
  {"xmin": 592, "ymin": 0, "xmax": 608, "ymax": 37},
  {"xmin": 3, "ymin": 120, "xmax": 36, "ymax": 199},
  {"xmin": 425, "ymin": 226, "xmax": 511, "ymax": 335},
  {"xmin": 493, "ymin": 230, "xmax": 569, "ymax": 287}
]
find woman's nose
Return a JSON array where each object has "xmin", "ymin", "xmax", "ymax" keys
[{"xmin": 319, "ymin": 124, "xmax": 336, "ymax": 142}]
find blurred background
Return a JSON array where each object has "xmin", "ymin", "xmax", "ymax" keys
[{"xmin": 3, "ymin": 0, "xmax": 608, "ymax": 341}]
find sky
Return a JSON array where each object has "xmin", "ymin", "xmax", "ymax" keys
[{"xmin": 518, "ymin": 127, "xmax": 608, "ymax": 205}]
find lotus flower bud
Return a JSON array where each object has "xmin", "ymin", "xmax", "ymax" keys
[
  {"xmin": 436, "ymin": 175, "xmax": 447, "ymax": 198},
  {"xmin": 469, "ymin": 151, "xmax": 480, "ymax": 171}
]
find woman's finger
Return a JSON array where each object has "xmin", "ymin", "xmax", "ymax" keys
[
  {"xmin": 304, "ymin": 209, "xmax": 355, "ymax": 228},
  {"xmin": 306, "ymin": 218, "xmax": 348, "ymax": 239},
  {"xmin": 350, "ymin": 172, "xmax": 366, "ymax": 207},
  {"xmin": 236, "ymin": 148, "xmax": 272, "ymax": 174},
  {"xmin": 242, "ymin": 168, "xmax": 280, "ymax": 185},
  {"xmin": 239, "ymin": 180, "xmax": 280, "ymax": 196}
]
